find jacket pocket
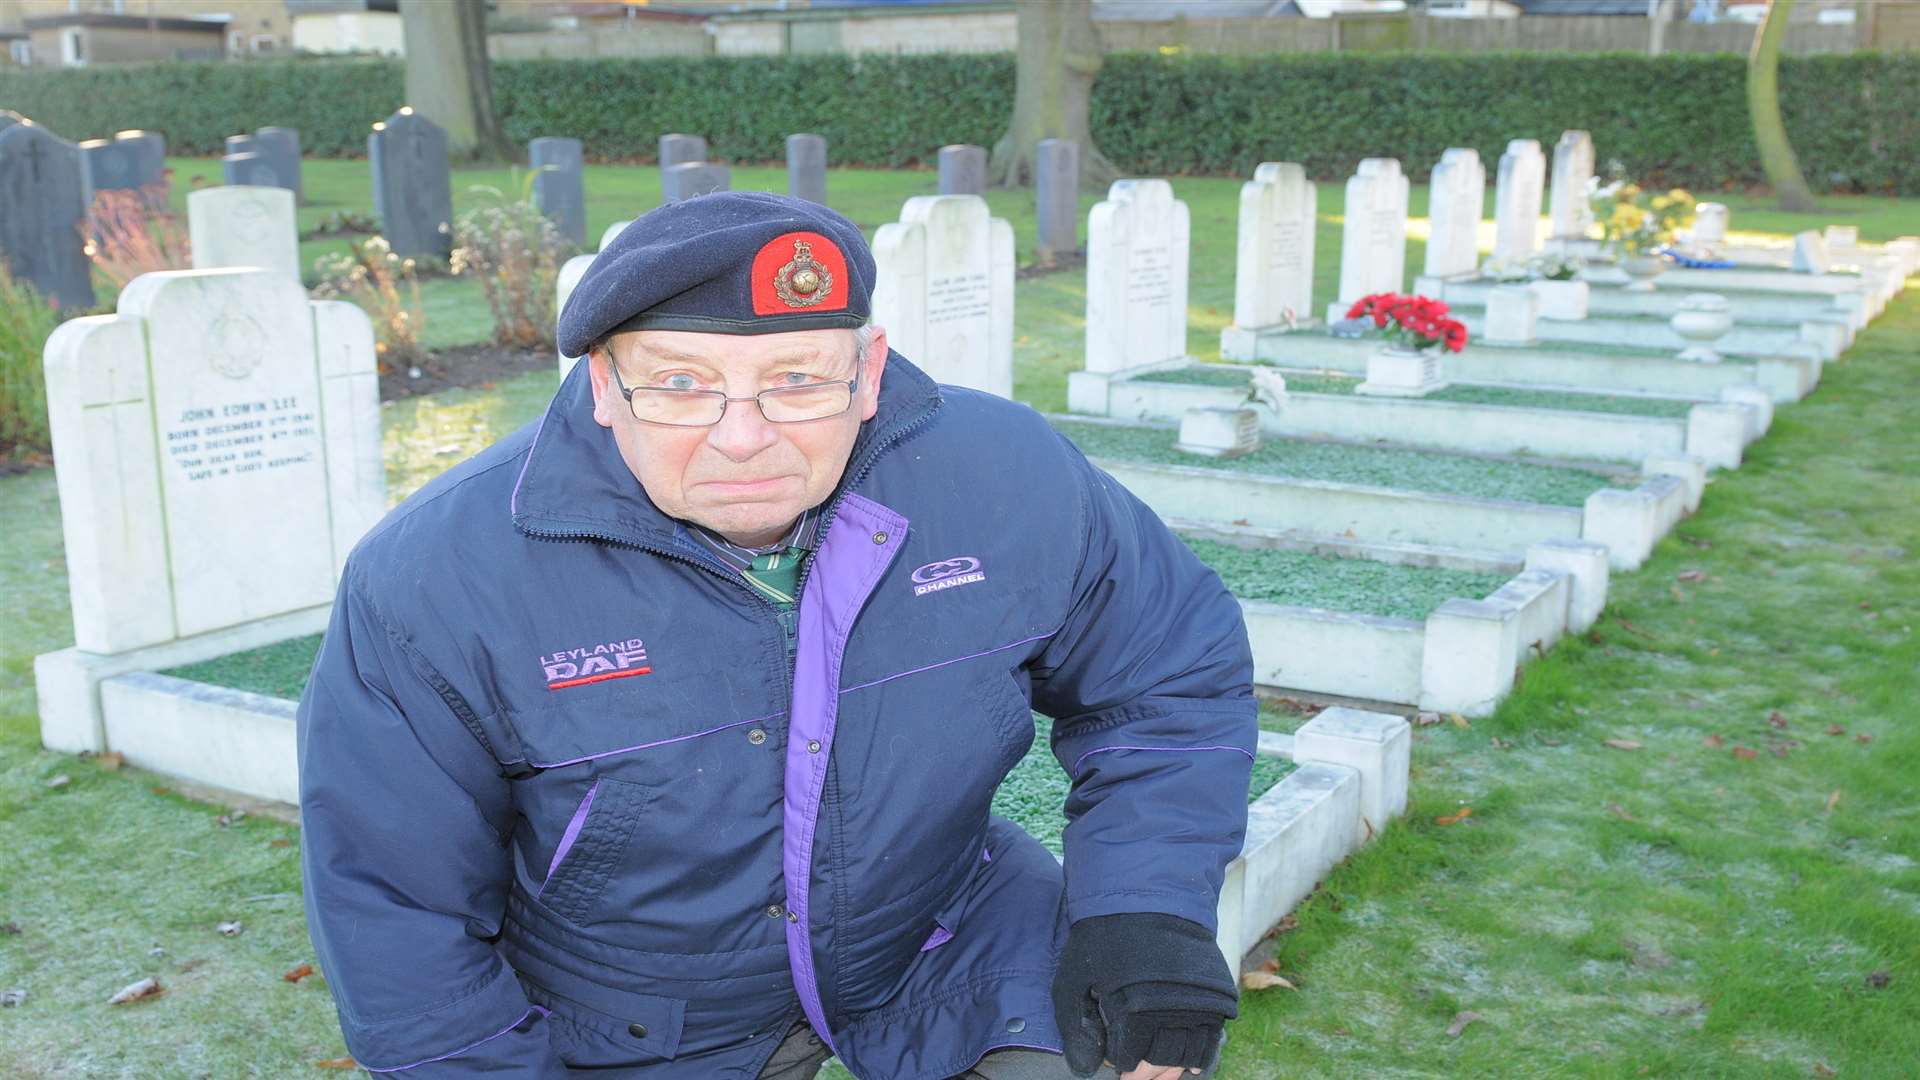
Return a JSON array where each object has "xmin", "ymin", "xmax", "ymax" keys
[
  {"xmin": 971, "ymin": 667, "xmax": 1037, "ymax": 777},
  {"xmin": 536, "ymin": 776, "xmax": 651, "ymax": 925},
  {"xmin": 522, "ymin": 978, "xmax": 685, "ymax": 1066}
]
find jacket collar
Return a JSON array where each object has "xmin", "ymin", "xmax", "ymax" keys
[{"xmin": 510, "ymin": 349, "xmax": 941, "ymax": 549}]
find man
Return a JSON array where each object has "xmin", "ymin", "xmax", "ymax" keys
[{"xmin": 297, "ymin": 192, "xmax": 1256, "ymax": 1079}]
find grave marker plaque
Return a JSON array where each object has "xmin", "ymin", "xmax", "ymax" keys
[{"xmin": 871, "ymin": 195, "xmax": 1015, "ymax": 398}]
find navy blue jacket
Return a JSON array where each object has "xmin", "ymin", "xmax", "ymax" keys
[{"xmin": 296, "ymin": 353, "xmax": 1256, "ymax": 1078}]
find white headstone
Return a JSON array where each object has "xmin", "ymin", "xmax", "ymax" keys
[
  {"xmin": 1693, "ymin": 202, "xmax": 1729, "ymax": 246},
  {"xmin": 1548, "ymin": 131, "xmax": 1594, "ymax": 241},
  {"xmin": 871, "ymin": 195, "xmax": 1015, "ymax": 398},
  {"xmin": 188, "ymin": 186, "xmax": 300, "ymax": 282},
  {"xmin": 1333, "ymin": 158, "xmax": 1409, "ymax": 311},
  {"xmin": 555, "ymin": 253, "xmax": 597, "ymax": 377},
  {"xmin": 1086, "ymin": 179, "xmax": 1192, "ymax": 374},
  {"xmin": 1423, "ymin": 148, "xmax": 1484, "ymax": 280},
  {"xmin": 41, "ymin": 268, "xmax": 382, "ymax": 655},
  {"xmin": 1484, "ymin": 284, "xmax": 1540, "ymax": 346},
  {"xmin": 1822, "ymin": 224, "xmax": 1858, "ymax": 249},
  {"xmin": 1175, "ymin": 407, "xmax": 1259, "ymax": 459},
  {"xmin": 1791, "ymin": 230, "xmax": 1831, "ymax": 274},
  {"xmin": 1232, "ymin": 162, "xmax": 1316, "ymax": 333},
  {"xmin": 1492, "ymin": 139, "xmax": 1546, "ymax": 263}
]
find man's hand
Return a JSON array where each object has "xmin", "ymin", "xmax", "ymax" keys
[{"xmin": 1051, "ymin": 913, "xmax": 1237, "ymax": 1078}]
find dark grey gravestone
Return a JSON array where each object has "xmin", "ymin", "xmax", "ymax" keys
[
  {"xmin": 113, "ymin": 129, "xmax": 167, "ymax": 188},
  {"xmin": 79, "ymin": 138, "xmax": 143, "ymax": 201},
  {"xmin": 937, "ymin": 144, "xmax": 987, "ymax": 197},
  {"xmin": 659, "ymin": 133, "xmax": 707, "ymax": 171},
  {"xmin": 225, "ymin": 133, "xmax": 258, "ymax": 158},
  {"xmin": 368, "ymin": 109, "xmax": 452, "ymax": 259},
  {"xmin": 222, "ymin": 151, "xmax": 280, "ymax": 188},
  {"xmin": 253, "ymin": 126, "xmax": 302, "ymax": 203},
  {"xmin": 529, "ymin": 136, "xmax": 586, "ymax": 248},
  {"xmin": 0, "ymin": 123, "xmax": 94, "ymax": 310},
  {"xmin": 662, "ymin": 162, "xmax": 730, "ymax": 204},
  {"xmin": 787, "ymin": 133, "xmax": 827, "ymax": 205},
  {"xmin": 1035, "ymin": 138, "xmax": 1079, "ymax": 261}
]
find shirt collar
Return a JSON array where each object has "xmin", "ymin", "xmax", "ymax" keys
[{"xmin": 683, "ymin": 504, "xmax": 823, "ymax": 573}]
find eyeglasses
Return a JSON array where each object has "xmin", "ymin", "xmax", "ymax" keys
[{"xmin": 605, "ymin": 351, "xmax": 859, "ymax": 428}]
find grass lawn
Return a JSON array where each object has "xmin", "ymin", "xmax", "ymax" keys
[{"xmin": 1, "ymin": 170, "xmax": 1915, "ymax": 1076}]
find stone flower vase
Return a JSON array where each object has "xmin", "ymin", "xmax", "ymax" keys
[
  {"xmin": 1355, "ymin": 345, "xmax": 1447, "ymax": 397},
  {"xmin": 1670, "ymin": 293, "xmax": 1733, "ymax": 363},
  {"xmin": 1620, "ymin": 253, "xmax": 1667, "ymax": 293},
  {"xmin": 1530, "ymin": 278, "xmax": 1590, "ymax": 321}
]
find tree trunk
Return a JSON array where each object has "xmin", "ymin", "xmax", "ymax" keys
[
  {"xmin": 400, "ymin": 0, "xmax": 513, "ymax": 163},
  {"xmin": 1747, "ymin": 0, "xmax": 1818, "ymax": 212},
  {"xmin": 989, "ymin": 0, "xmax": 1119, "ymax": 190}
]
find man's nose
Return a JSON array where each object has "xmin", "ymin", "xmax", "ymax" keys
[{"xmin": 705, "ymin": 396, "xmax": 781, "ymax": 461}]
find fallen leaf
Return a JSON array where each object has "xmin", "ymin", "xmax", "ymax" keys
[
  {"xmin": 94, "ymin": 751, "xmax": 125, "ymax": 771},
  {"xmin": 1703, "ymin": 734, "xmax": 1725, "ymax": 748},
  {"xmin": 216, "ymin": 921, "xmax": 243, "ymax": 937},
  {"xmin": 1450, "ymin": 713, "xmax": 1470, "ymax": 729},
  {"xmin": 1813, "ymin": 1064, "xmax": 1837, "ymax": 1077},
  {"xmin": 1435, "ymin": 807, "xmax": 1474, "ymax": 826},
  {"xmin": 108, "ymin": 977, "xmax": 163, "ymax": 1005},
  {"xmin": 270, "ymin": 839, "xmax": 293, "ymax": 848},
  {"xmin": 1858, "ymin": 600, "xmax": 1872, "ymax": 611},
  {"xmin": 216, "ymin": 815, "xmax": 231, "ymax": 828},
  {"xmin": 45, "ymin": 774, "xmax": 70, "ymax": 789},
  {"xmin": 1772, "ymin": 742, "xmax": 1797, "ymax": 759},
  {"xmin": 1607, "ymin": 803, "xmax": 1635, "ymax": 822},
  {"xmin": 1490, "ymin": 736, "xmax": 1512, "ymax": 750},
  {"xmin": 1732, "ymin": 746, "xmax": 1759, "ymax": 760},
  {"xmin": 1604, "ymin": 738, "xmax": 1642, "ymax": 752},
  {"xmin": 1825, "ymin": 724, "xmax": 1846, "ymax": 736},
  {"xmin": 1414, "ymin": 711, "xmax": 1442, "ymax": 727},
  {"xmin": 282, "ymin": 963, "xmax": 315, "ymax": 983},
  {"xmin": 1612, "ymin": 616, "xmax": 1656, "ymax": 640},
  {"xmin": 1866, "ymin": 970, "xmax": 1890, "ymax": 989},
  {"xmin": 1708, "ymin": 647, "xmax": 1720, "ymax": 656},
  {"xmin": 0, "ymin": 988, "xmax": 24, "ymax": 1008},
  {"xmin": 314, "ymin": 1057, "xmax": 359, "ymax": 1070},
  {"xmin": 148, "ymin": 786, "xmax": 170, "ymax": 795},
  {"xmin": 1230, "ymin": 518, "xmax": 1250, "ymax": 527},
  {"xmin": 0, "ymin": 921, "xmax": 19, "ymax": 936},
  {"xmin": 1445, "ymin": 1010, "xmax": 1483, "ymax": 1038},
  {"xmin": 1677, "ymin": 569, "xmax": 1706, "ymax": 582},
  {"xmin": 1855, "ymin": 734, "xmax": 1874, "ymax": 745},
  {"xmin": 1825, "ymin": 790, "xmax": 1841, "ymax": 813},
  {"xmin": 1241, "ymin": 971, "xmax": 1296, "ymax": 991},
  {"xmin": 1274, "ymin": 913, "xmax": 1299, "ymax": 935},
  {"xmin": 1768, "ymin": 711, "xmax": 1789, "ymax": 729}
]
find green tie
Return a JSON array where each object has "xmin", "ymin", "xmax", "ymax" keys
[{"xmin": 741, "ymin": 547, "xmax": 805, "ymax": 610}]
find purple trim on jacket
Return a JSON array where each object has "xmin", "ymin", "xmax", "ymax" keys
[
  {"xmin": 507, "ymin": 408, "xmax": 552, "ymax": 517},
  {"xmin": 839, "ymin": 632, "xmax": 1053, "ymax": 696},
  {"xmin": 526, "ymin": 713, "xmax": 776, "ymax": 769},
  {"xmin": 363, "ymin": 1004, "xmax": 550, "ymax": 1073},
  {"xmin": 919, "ymin": 925, "xmax": 954, "ymax": 952},
  {"xmin": 782, "ymin": 493, "xmax": 908, "ymax": 1054},
  {"xmin": 539, "ymin": 780, "xmax": 599, "ymax": 894},
  {"xmin": 1067, "ymin": 743, "xmax": 1257, "ymax": 775}
]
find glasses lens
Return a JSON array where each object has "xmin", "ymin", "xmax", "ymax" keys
[
  {"xmin": 760, "ymin": 381, "xmax": 853, "ymax": 423},
  {"xmin": 628, "ymin": 388, "xmax": 725, "ymax": 427}
]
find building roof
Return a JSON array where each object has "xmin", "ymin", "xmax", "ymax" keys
[
  {"xmin": 286, "ymin": 0, "xmax": 401, "ymax": 15},
  {"xmin": 23, "ymin": 12, "xmax": 229, "ymax": 33},
  {"xmin": 1513, "ymin": 0, "xmax": 1649, "ymax": 14}
]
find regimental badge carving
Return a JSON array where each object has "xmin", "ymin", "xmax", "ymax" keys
[
  {"xmin": 772, "ymin": 240, "xmax": 835, "ymax": 308},
  {"xmin": 207, "ymin": 312, "xmax": 267, "ymax": 379}
]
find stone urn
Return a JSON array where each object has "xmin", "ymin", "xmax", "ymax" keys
[
  {"xmin": 1355, "ymin": 346, "xmax": 1447, "ymax": 397},
  {"xmin": 1620, "ymin": 253, "xmax": 1667, "ymax": 292},
  {"xmin": 1530, "ymin": 278, "xmax": 1590, "ymax": 321},
  {"xmin": 1670, "ymin": 293, "xmax": 1732, "ymax": 363},
  {"xmin": 1175, "ymin": 406, "xmax": 1260, "ymax": 458}
]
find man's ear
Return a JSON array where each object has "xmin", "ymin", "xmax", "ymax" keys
[
  {"xmin": 859, "ymin": 325, "xmax": 889, "ymax": 423},
  {"xmin": 587, "ymin": 347, "xmax": 619, "ymax": 430}
]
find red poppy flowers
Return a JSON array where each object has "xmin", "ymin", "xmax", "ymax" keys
[{"xmin": 1345, "ymin": 293, "xmax": 1469, "ymax": 354}]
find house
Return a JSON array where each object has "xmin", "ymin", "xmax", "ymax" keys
[
  {"xmin": 1, "ymin": 0, "xmax": 292, "ymax": 65},
  {"xmin": 286, "ymin": 0, "xmax": 402, "ymax": 56}
]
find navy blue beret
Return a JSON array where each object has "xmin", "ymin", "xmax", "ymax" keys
[{"xmin": 557, "ymin": 191, "xmax": 874, "ymax": 357}]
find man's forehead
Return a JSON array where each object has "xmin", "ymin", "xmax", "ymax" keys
[{"xmin": 613, "ymin": 328, "xmax": 850, "ymax": 367}]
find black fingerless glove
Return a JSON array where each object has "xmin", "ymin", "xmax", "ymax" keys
[{"xmin": 1050, "ymin": 913, "xmax": 1238, "ymax": 1077}]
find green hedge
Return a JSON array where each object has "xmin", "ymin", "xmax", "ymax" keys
[{"xmin": 1, "ymin": 50, "xmax": 1915, "ymax": 194}]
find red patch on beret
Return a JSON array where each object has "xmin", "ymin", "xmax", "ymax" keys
[{"xmin": 751, "ymin": 231, "xmax": 850, "ymax": 318}]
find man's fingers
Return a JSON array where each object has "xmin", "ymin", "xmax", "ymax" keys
[{"xmin": 1116, "ymin": 1064, "xmax": 1186, "ymax": 1080}]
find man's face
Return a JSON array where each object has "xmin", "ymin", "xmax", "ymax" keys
[{"xmin": 589, "ymin": 325, "xmax": 889, "ymax": 548}]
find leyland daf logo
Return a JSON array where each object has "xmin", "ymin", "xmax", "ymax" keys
[
  {"xmin": 541, "ymin": 637, "xmax": 650, "ymax": 691},
  {"xmin": 911, "ymin": 556, "xmax": 986, "ymax": 597}
]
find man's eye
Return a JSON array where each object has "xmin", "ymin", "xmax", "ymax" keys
[
  {"xmin": 777, "ymin": 371, "xmax": 816, "ymax": 386},
  {"xmin": 661, "ymin": 373, "xmax": 700, "ymax": 391}
]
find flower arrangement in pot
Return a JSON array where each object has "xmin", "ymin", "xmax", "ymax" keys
[
  {"xmin": 1346, "ymin": 292, "xmax": 1467, "ymax": 397},
  {"xmin": 1527, "ymin": 251, "xmax": 1589, "ymax": 321},
  {"xmin": 1589, "ymin": 164, "xmax": 1696, "ymax": 292}
]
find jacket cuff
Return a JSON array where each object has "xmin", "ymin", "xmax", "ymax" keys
[{"xmin": 345, "ymin": 960, "xmax": 555, "ymax": 1073}]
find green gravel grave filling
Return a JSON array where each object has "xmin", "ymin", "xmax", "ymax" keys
[
  {"xmin": 1133, "ymin": 366, "xmax": 1695, "ymax": 418},
  {"xmin": 1052, "ymin": 418, "xmax": 1621, "ymax": 507},
  {"xmin": 1183, "ymin": 537, "xmax": 1508, "ymax": 621},
  {"xmin": 161, "ymin": 634, "xmax": 326, "ymax": 701},
  {"xmin": 992, "ymin": 717, "xmax": 1292, "ymax": 856}
]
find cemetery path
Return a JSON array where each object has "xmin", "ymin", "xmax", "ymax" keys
[{"xmin": 2, "ymin": 282, "xmax": 1917, "ymax": 1075}]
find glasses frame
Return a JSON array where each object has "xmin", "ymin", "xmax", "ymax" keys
[{"xmin": 603, "ymin": 348, "xmax": 862, "ymax": 428}]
